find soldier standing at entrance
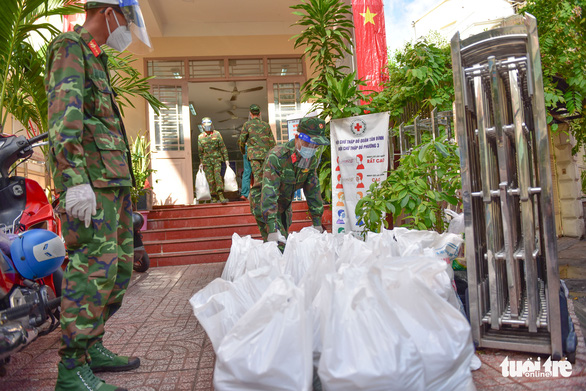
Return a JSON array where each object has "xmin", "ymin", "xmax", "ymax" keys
[
  {"xmin": 45, "ymin": 1, "xmax": 151, "ymax": 390},
  {"xmin": 239, "ymin": 104, "xmax": 276, "ymax": 227},
  {"xmin": 258, "ymin": 117, "xmax": 329, "ymax": 242},
  {"xmin": 198, "ymin": 117, "xmax": 229, "ymax": 204}
]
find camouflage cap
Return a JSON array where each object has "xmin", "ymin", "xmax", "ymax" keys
[
  {"xmin": 249, "ymin": 104, "xmax": 261, "ymax": 114},
  {"xmin": 297, "ymin": 117, "xmax": 329, "ymax": 145}
]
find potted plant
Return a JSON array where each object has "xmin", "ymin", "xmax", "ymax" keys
[{"xmin": 130, "ymin": 130, "xmax": 156, "ymax": 211}]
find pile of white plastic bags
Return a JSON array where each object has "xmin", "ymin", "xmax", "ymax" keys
[{"xmin": 189, "ymin": 227, "xmax": 476, "ymax": 391}]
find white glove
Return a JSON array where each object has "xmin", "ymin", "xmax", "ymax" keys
[
  {"xmin": 312, "ymin": 225, "xmax": 324, "ymax": 233},
  {"xmin": 65, "ymin": 184, "xmax": 96, "ymax": 228},
  {"xmin": 267, "ymin": 231, "xmax": 287, "ymax": 244}
]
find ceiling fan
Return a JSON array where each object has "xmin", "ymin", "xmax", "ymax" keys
[
  {"xmin": 210, "ymin": 83, "xmax": 264, "ymax": 101},
  {"xmin": 218, "ymin": 115, "xmax": 247, "ymax": 123},
  {"xmin": 217, "ymin": 104, "xmax": 248, "ymax": 118}
]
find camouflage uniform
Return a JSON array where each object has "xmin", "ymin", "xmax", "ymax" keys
[
  {"xmin": 198, "ymin": 130, "xmax": 228, "ymax": 201},
  {"xmin": 239, "ymin": 115, "xmax": 276, "ymax": 228},
  {"xmin": 45, "ymin": 25, "xmax": 134, "ymax": 369},
  {"xmin": 257, "ymin": 139, "xmax": 324, "ymax": 240},
  {"xmin": 238, "ymin": 117, "xmax": 276, "ymax": 188}
]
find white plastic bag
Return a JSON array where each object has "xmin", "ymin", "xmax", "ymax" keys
[
  {"xmin": 214, "ymin": 276, "xmax": 313, "ymax": 391},
  {"xmin": 445, "ymin": 209, "xmax": 465, "ymax": 235},
  {"xmin": 317, "ymin": 267, "xmax": 425, "ymax": 391},
  {"xmin": 221, "ymin": 233, "xmax": 282, "ymax": 282},
  {"xmin": 195, "ymin": 166, "xmax": 211, "ymax": 201},
  {"xmin": 189, "ymin": 265, "xmax": 279, "ymax": 351},
  {"xmin": 378, "ymin": 266, "xmax": 475, "ymax": 391},
  {"xmin": 224, "ymin": 165, "xmax": 238, "ymax": 192}
]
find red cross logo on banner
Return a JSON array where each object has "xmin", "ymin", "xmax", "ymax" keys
[{"xmin": 350, "ymin": 118, "xmax": 367, "ymax": 136}]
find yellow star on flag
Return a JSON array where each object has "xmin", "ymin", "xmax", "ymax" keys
[{"xmin": 360, "ymin": 7, "xmax": 377, "ymax": 25}]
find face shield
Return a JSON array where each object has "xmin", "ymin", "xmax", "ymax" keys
[
  {"xmin": 202, "ymin": 118, "xmax": 213, "ymax": 132},
  {"xmin": 296, "ymin": 132, "xmax": 319, "ymax": 169},
  {"xmin": 119, "ymin": 0, "xmax": 152, "ymax": 54}
]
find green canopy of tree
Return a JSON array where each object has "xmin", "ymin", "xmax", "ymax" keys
[
  {"xmin": 521, "ymin": 0, "xmax": 585, "ymax": 150},
  {"xmin": 370, "ymin": 33, "xmax": 454, "ymax": 128}
]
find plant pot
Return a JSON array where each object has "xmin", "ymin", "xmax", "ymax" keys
[{"xmin": 136, "ymin": 193, "xmax": 148, "ymax": 210}]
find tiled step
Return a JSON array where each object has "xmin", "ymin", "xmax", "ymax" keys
[
  {"xmin": 144, "ymin": 234, "xmax": 262, "ymax": 254},
  {"xmin": 148, "ymin": 201, "xmax": 250, "ymax": 219},
  {"xmin": 147, "ymin": 200, "xmax": 326, "ymax": 219},
  {"xmin": 148, "ymin": 213, "xmax": 256, "ymax": 230},
  {"xmin": 147, "ymin": 209, "xmax": 318, "ymax": 230},
  {"xmin": 149, "ymin": 248, "xmax": 231, "ymax": 267},
  {"xmin": 142, "ymin": 220, "xmax": 319, "ymax": 242},
  {"xmin": 141, "ymin": 202, "xmax": 332, "ymax": 267}
]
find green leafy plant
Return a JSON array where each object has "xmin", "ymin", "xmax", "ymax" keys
[
  {"xmin": 356, "ymin": 133, "xmax": 461, "ymax": 234},
  {"xmin": 0, "ymin": 0, "xmax": 83, "ymax": 134},
  {"xmin": 369, "ymin": 34, "xmax": 454, "ymax": 127},
  {"xmin": 291, "ymin": 0, "xmax": 354, "ymax": 105},
  {"xmin": 130, "ymin": 130, "xmax": 156, "ymax": 208},
  {"xmin": 104, "ymin": 47, "xmax": 166, "ymax": 116},
  {"xmin": 520, "ymin": 0, "xmax": 585, "ymax": 151},
  {"xmin": 291, "ymin": 0, "xmax": 371, "ymax": 203}
]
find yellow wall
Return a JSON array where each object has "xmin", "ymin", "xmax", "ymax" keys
[{"xmin": 122, "ymin": 34, "xmax": 308, "ymax": 141}]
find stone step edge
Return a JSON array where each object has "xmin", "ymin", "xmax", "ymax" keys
[
  {"xmin": 142, "ymin": 219, "xmax": 319, "ymax": 234},
  {"xmin": 149, "ymin": 248, "xmax": 230, "ymax": 259},
  {"xmin": 143, "ymin": 234, "xmax": 262, "ymax": 246}
]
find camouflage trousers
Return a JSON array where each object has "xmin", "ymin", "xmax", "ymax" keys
[
  {"xmin": 249, "ymin": 187, "xmax": 292, "ymax": 241},
  {"xmin": 249, "ymin": 159, "xmax": 264, "ymax": 189},
  {"xmin": 58, "ymin": 187, "xmax": 133, "ymax": 369},
  {"xmin": 203, "ymin": 159, "xmax": 224, "ymax": 200}
]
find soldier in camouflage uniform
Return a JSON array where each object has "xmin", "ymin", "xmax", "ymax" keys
[
  {"xmin": 258, "ymin": 117, "xmax": 329, "ymax": 243},
  {"xmin": 198, "ymin": 117, "xmax": 229, "ymax": 204},
  {"xmin": 45, "ymin": 1, "xmax": 149, "ymax": 390},
  {"xmin": 238, "ymin": 104, "xmax": 276, "ymax": 229}
]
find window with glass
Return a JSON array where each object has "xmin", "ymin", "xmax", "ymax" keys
[
  {"xmin": 268, "ymin": 58, "xmax": 303, "ymax": 76},
  {"xmin": 152, "ymin": 85, "xmax": 185, "ymax": 151},
  {"xmin": 273, "ymin": 82, "xmax": 301, "ymax": 143},
  {"xmin": 189, "ymin": 60, "xmax": 225, "ymax": 79},
  {"xmin": 147, "ymin": 60, "xmax": 185, "ymax": 79},
  {"xmin": 228, "ymin": 58, "xmax": 263, "ymax": 77}
]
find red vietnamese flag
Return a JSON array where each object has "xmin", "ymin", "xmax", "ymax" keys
[
  {"xmin": 352, "ymin": 0, "xmax": 388, "ymax": 93},
  {"xmin": 63, "ymin": 0, "xmax": 86, "ymax": 32}
]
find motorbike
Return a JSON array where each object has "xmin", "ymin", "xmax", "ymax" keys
[
  {"xmin": 0, "ymin": 132, "xmax": 65, "ymax": 376},
  {"xmin": 132, "ymin": 211, "xmax": 150, "ymax": 273}
]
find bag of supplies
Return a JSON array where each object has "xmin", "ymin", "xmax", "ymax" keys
[
  {"xmin": 224, "ymin": 165, "xmax": 238, "ymax": 192},
  {"xmin": 195, "ymin": 166, "xmax": 211, "ymax": 201}
]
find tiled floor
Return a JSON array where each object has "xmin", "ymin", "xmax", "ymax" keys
[{"xmin": 1, "ymin": 262, "xmax": 585, "ymax": 391}]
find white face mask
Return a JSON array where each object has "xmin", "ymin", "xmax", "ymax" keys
[
  {"xmin": 105, "ymin": 12, "xmax": 132, "ymax": 52},
  {"xmin": 298, "ymin": 146, "xmax": 317, "ymax": 159}
]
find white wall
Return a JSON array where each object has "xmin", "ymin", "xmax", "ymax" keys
[{"xmin": 412, "ymin": 0, "xmax": 516, "ymax": 42}]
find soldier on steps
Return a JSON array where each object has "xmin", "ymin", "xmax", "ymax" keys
[
  {"xmin": 198, "ymin": 117, "xmax": 229, "ymax": 204},
  {"xmin": 254, "ymin": 117, "xmax": 329, "ymax": 243}
]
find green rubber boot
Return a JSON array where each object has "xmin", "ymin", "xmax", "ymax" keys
[
  {"xmin": 55, "ymin": 362, "xmax": 127, "ymax": 391},
  {"xmin": 88, "ymin": 341, "xmax": 140, "ymax": 373}
]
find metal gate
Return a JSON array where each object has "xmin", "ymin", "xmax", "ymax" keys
[{"xmin": 450, "ymin": 14, "xmax": 566, "ymax": 358}]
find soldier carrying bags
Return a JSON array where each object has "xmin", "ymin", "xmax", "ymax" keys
[
  {"xmin": 198, "ymin": 117, "xmax": 230, "ymax": 204},
  {"xmin": 257, "ymin": 117, "xmax": 329, "ymax": 244},
  {"xmin": 239, "ymin": 104, "xmax": 276, "ymax": 233}
]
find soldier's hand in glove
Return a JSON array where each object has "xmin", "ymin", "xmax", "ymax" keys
[
  {"xmin": 65, "ymin": 184, "xmax": 96, "ymax": 228},
  {"xmin": 312, "ymin": 225, "xmax": 324, "ymax": 233},
  {"xmin": 267, "ymin": 231, "xmax": 287, "ymax": 244}
]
